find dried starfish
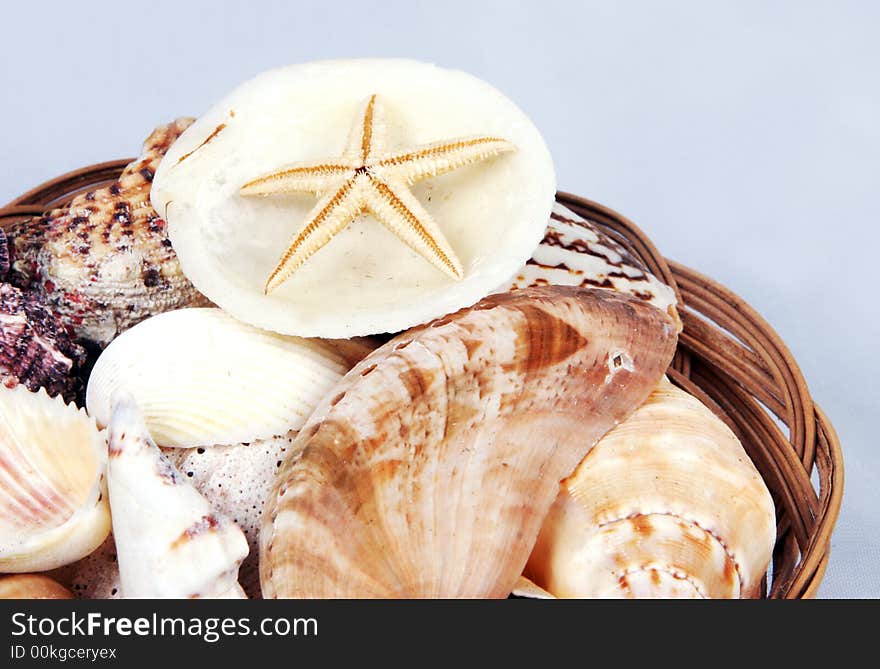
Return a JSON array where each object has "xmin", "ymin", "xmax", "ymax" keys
[{"xmin": 240, "ymin": 95, "xmax": 515, "ymax": 293}]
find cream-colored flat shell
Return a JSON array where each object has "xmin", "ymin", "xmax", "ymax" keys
[
  {"xmin": 86, "ymin": 308, "xmax": 363, "ymax": 448},
  {"xmin": 152, "ymin": 59, "xmax": 555, "ymax": 338}
]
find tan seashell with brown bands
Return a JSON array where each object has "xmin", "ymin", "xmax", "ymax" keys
[
  {"xmin": 261, "ymin": 285, "xmax": 678, "ymax": 598},
  {"xmin": 524, "ymin": 378, "xmax": 776, "ymax": 598}
]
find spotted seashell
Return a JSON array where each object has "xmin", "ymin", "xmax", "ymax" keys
[
  {"xmin": 3, "ymin": 119, "xmax": 210, "ymax": 349},
  {"xmin": 0, "ymin": 283, "xmax": 86, "ymax": 401}
]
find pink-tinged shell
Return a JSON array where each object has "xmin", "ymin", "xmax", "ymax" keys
[
  {"xmin": 0, "ymin": 385, "xmax": 110, "ymax": 573},
  {"xmin": 4, "ymin": 119, "xmax": 210, "ymax": 348},
  {"xmin": 261, "ymin": 286, "xmax": 678, "ymax": 598},
  {"xmin": 0, "ymin": 283, "xmax": 86, "ymax": 401},
  {"xmin": 524, "ymin": 378, "xmax": 776, "ymax": 599}
]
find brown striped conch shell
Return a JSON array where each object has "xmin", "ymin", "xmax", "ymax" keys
[
  {"xmin": 1, "ymin": 283, "xmax": 86, "ymax": 402},
  {"xmin": 0, "ymin": 574, "xmax": 73, "ymax": 599},
  {"xmin": 106, "ymin": 398, "xmax": 249, "ymax": 598},
  {"xmin": 498, "ymin": 202, "xmax": 679, "ymax": 328},
  {"xmin": 3, "ymin": 119, "xmax": 210, "ymax": 349},
  {"xmin": 524, "ymin": 378, "xmax": 776, "ymax": 598},
  {"xmin": 0, "ymin": 386, "xmax": 110, "ymax": 572},
  {"xmin": 261, "ymin": 285, "xmax": 678, "ymax": 598}
]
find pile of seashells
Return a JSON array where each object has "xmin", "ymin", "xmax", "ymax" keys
[{"xmin": 0, "ymin": 60, "xmax": 776, "ymax": 599}]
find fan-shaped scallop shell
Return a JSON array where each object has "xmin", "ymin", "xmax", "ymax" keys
[
  {"xmin": 0, "ymin": 385, "xmax": 110, "ymax": 572},
  {"xmin": 87, "ymin": 308, "xmax": 375, "ymax": 448},
  {"xmin": 261, "ymin": 285, "xmax": 678, "ymax": 598},
  {"xmin": 524, "ymin": 378, "xmax": 776, "ymax": 598},
  {"xmin": 3, "ymin": 119, "xmax": 210, "ymax": 348}
]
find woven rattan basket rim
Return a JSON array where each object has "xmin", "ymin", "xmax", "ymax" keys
[{"xmin": 0, "ymin": 165, "xmax": 844, "ymax": 599}]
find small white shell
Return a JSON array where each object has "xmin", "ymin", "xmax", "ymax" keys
[
  {"xmin": 0, "ymin": 386, "xmax": 110, "ymax": 572},
  {"xmin": 106, "ymin": 398, "xmax": 249, "ymax": 598},
  {"xmin": 87, "ymin": 308, "xmax": 369, "ymax": 448}
]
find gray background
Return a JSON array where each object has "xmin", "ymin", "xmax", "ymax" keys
[{"xmin": 1, "ymin": 1, "xmax": 876, "ymax": 597}]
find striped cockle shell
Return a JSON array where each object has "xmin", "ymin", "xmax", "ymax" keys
[
  {"xmin": 106, "ymin": 398, "xmax": 249, "ymax": 598},
  {"xmin": 524, "ymin": 378, "xmax": 776, "ymax": 598},
  {"xmin": 3, "ymin": 119, "xmax": 211, "ymax": 349},
  {"xmin": 87, "ymin": 308, "xmax": 377, "ymax": 449},
  {"xmin": 0, "ymin": 385, "xmax": 110, "ymax": 572},
  {"xmin": 0, "ymin": 574, "xmax": 73, "ymax": 599},
  {"xmin": 499, "ymin": 203, "xmax": 679, "ymax": 328},
  {"xmin": 0, "ymin": 283, "xmax": 86, "ymax": 402},
  {"xmin": 261, "ymin": 285, "xmax": 678, "ymax": 598}
]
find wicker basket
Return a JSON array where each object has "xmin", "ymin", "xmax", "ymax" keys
[{"xmin": 0, "ymin": 164, "xmax": 844, "ymax": 599}]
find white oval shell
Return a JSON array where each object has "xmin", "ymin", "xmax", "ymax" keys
[
  {"xmin": 86, "ymin": 308, "xmax": 365, "ymax": 448},
  {"xmin": 499, "ymin": 203, "xmax": 677, "ymax": 318},
  {"xmin": 151, "ymin": 59, "xmax": 555, "ymax": 338},
  {"xmin": 0, "ymin": 386, "xmax": 110, "ymax": 572}
]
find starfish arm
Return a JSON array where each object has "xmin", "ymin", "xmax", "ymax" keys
[
  {"xmin": 364, "ymin": 177, "xmax": 464, "ymax": 280},
  {"xmin": 241, "ymin": 162, "xmax": 355, "ymax": 197},
  {"xmin": 375, "ymin": 136, "xmax": 516, "ymax": 184},
  {"xmin": 345, "ymin": 94, "xmax": 386, "ymax": 162},
  {"xmin": 264, "ymin": 177, "xmax": 366, "ymax": 293}
]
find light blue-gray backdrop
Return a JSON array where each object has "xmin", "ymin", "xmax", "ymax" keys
[{"xmin": 1, "ymin": 1, "xmax": 875, "ymax": 598}]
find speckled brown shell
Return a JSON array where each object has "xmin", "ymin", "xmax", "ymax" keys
[
  {"xmin": 0, "ymin": 283, "xmax": 85, "ymax": 401},
  {"xmin": 3, "ymin": 119, "xmax": 210, "ymax": 348},
  {"xmin": 260, "ymin": 285, "xmax": 678, "ymax": 598}
]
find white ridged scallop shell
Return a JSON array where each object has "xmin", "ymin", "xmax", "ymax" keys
[
  {"xmin": 87, "ymin": 308, "xmax": 372, "ymax": 448},
  {"xmin": 106, "ymin": 398, "xmax": 249, "ymax": 598},
  {"xmin": 0, "ymin": 386, "xmax": 110, "ymax": 572},
  {"xmin": 524, "ymin": 378, "xmax": 776, "ymax": 599}
]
